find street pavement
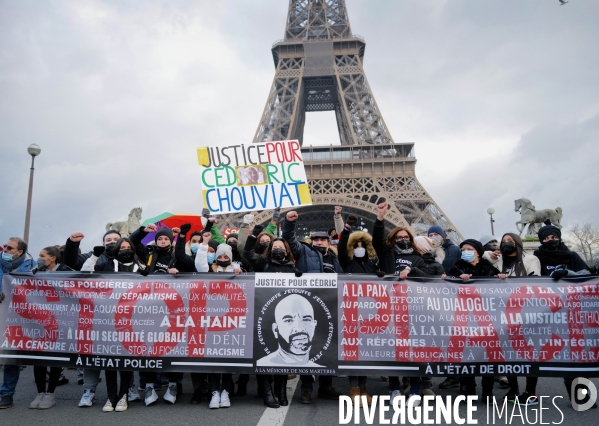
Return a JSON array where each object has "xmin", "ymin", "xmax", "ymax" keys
[{"xmin": 1, "ymin": 367, "xmax": 597, "ymax": 425}]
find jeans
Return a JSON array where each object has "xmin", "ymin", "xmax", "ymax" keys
[
  {"xmin": 300, "ymin": 375, "xmax": 333, "ymax": 392},
  {"xmin": 83, "ymin": 369, "xmax": 102, "ymax": 391},
  {"xmin": 0, "ymin": 364, "xmax": 20, "ymax": 397}
]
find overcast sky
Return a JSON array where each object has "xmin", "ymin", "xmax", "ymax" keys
[{"xmin": 1, "ymin": 0, "xmax": 598, "ymax": 255}]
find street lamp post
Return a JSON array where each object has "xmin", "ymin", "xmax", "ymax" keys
[
  {"xmin": 23, "ymin": 144, "xmax": 41, "ymax": 243},
  {"xmin": 487, "ymin": 207, "xmax": 495, "ymax": 236}
]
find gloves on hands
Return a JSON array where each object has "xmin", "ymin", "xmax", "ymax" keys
[
  {"xmin": 346, "ymin": 214, "xmax": 358, "ymax": 227},
  {"xmin": 180, "ymin": 223, "xmax": 192, "ymax": 235},
  {"xmin": 272, "ymin": 207, "xmax": 281, "ymax": 223},
  {"xmin": 93, "ymin": 246, "xmax": 105, "ymax": 257},
  {"xmin": 252, "ymin": 224, "xmax": 264, "ymax": 237}
]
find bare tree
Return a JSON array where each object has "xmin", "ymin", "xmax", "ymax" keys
[{"xmin": 567, "ymin": 223, "xmax": 599, "ymax": 267}]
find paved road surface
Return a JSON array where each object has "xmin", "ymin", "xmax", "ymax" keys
[{"xmin": 1, "ymin": 367, "xmax": 596, "ymax": 425}]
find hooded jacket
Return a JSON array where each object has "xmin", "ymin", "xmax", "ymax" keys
[
  {"xmin": 0, "ymin": 252, "xmax": 35, "ymax": 280},
  {"xmin": 338, "ymin": 229, "xmax": 379, "ymax": 274},
  {"xmin": 282, "ymin": 218, "xmax": 343, "ymax": 273}
]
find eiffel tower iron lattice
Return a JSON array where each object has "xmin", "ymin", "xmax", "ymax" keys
[{"xmin": 217, "ymin": 0, "xmax": 462, "ymax": 242}]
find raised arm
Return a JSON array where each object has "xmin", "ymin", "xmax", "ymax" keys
[{"xmin": 281, "ymin": 211, "xmax": 302, "ymax": 260}]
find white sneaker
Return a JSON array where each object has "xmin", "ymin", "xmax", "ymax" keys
[
  {"xmin": 79, "ymin": 389, "xmax": 95, "ymax": 407},
  {"xmin": 163, "ymin": 383, "xmax": 177, "ymax": 404},
  {"xmin": 115, "ymin": 395, "xmax": 128, "ymax": 412},
  {"xmin": 127, "ymin": 386, "xmax": 140, "ymax": 402},
  {"xmin": 102, "ymin": 400, "xmax": 114, "ymax": 412},
  {"xmin": 407, "ymin": 394, "xmax": 421, "ymax": 407},
  {"xmin": 390, "ymin": 390, "xmax": 401, "ymax": 406},
  {"xmin": 209, "ymin": 391, "xmax": 220, "ymax": 409},
  {"xmin": 30, "ymin": 393, "xmax": 45, "ymax": 409},
  {"xmin": 144, "ymin": 388, "xmax": 158, "ymax": 406},
  {"xmin": 219, "ymin": 390, "xmax": 231, "ymax": 408}
]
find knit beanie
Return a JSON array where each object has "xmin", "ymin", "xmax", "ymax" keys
[
  {"xmin": 155, "ymin": 227, "xmax": 173, "ymax": 244},
  {"xmin": 538, "ymin": 222, "xmax": 561, "ymax": 241},
  {"xmin": 215, "ymin": 244, "xmax": 232, "ymax": 261},
  {"xmin": 479, "ymin": 235, "xmax": 497, "ymax": 247},
  {"xmin": 427, "ymin": 225, "xmax": 446, "ymax": 239},
  {"xmin": 460, "ymin": 239, "xmax": 484, "ymax": 258},
  {"xmin": 226, "ymin": 233, "xmax": 239, "ymax": 242}
]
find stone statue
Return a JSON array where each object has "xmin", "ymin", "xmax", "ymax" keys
[
  {"xmin": 106, "ymin": 207, "xmax": 142, "ymax": 238},
  {"xmin": 514, "ymin": 198, "xmax": 562, "ymax": 238}
]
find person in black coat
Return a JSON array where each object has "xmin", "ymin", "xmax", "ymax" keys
[
  {"xmin": 174, "ymin": 222, "xmax": 216, "ymax": 273},
  {"xmin": 243, "ymin": 225, "xmax": 295, "ymax": 409},
  {"xmin": 533, "ymin": 222, "xmax": 590, "ymax": 278},
  {"xmin": 337, "ymin": 214, "xmax": 379, "ymax": 274},
  {"xmin": 130, "ymin": 224, "xmax": 178, "ymax": 275},
  {"xmin": 372, "ymin": 202, "xmax": 426, "ymax": 277},
  {"xmin": 445, "ymin": 238, "xmax": 499, "ymax": 400},
  {"xmin": 63, "ymin": 230, "xmax": 121, "ymax": 271}
]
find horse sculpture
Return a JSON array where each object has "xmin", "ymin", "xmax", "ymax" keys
[
  {"xmin": 106, "ymin": 207, "xmax": 142, "ymax": 238},
  {"xmin": 514, "ymin": 198, "xmax": 562, "ymax": 237}
]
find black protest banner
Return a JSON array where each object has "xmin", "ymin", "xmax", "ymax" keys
[{"xmin": 1, "ymin": 272, "xmax": 599, "ymax": 376}]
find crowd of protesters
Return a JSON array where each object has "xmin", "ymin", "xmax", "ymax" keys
[{"xmin": 1, "ymin": 202, "xmax": 597, "ymax": 412}]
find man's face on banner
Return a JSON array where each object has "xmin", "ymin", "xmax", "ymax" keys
[{"xmin": 273, "ymin": 295, "xmax": 317, "ymax": 355}]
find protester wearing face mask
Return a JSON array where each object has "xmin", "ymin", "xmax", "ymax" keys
[
  {"xmin": 328, "ymin": 228, "xmax": 339, "ymax": 247},
  {"xmin": 244, "ymin": 227, "xmax": 296, "ymax": 409},
  {"xmin": 64, "ymin": 230, "xmax": 120, "ymax": 271},
  {"xmin": 532, "ymin": 221, "xmax": 593, "ymax": 406},
  {"xmin": 0, "ymin": 237, "xmax": 34, "ymax": 409},
  {"xmin": 174, "ymin": 221, "xmax": 215, "ymax": 273},
  {"xmin": 236, "ymin": 208, "xmax": 279, "ymax": 258},
  {"xmin": 428, "ymin": 225, "xmax": 460, "ymax": 274},
  {"xmin": 336, "ymin": 214, "xmax": 378, "ymax": 406},
  {"xmin": 26, "ymin": 246, "xmax": 69, "ymax": 410},
  {"xmin": 482, "ymin": 233, "xmax": 541, "ymax": 405},
  {"xmin": 372, "ymin": 202, "xmax": 426, "ymax": 278},
  {"xmin": 446, "ymin": 239, "xmax": 499, "ymax": 400},
  {"xmin": 282, "ymin": 210, "xmax": 343, "ymax": 404},
  {"xmin": 534, "ymin": 221, "xmax": 589, "ymax": 279}
]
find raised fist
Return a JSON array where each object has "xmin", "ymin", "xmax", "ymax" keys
[
  {"xmin": 346, "ymin": 214, "xmax": 358, "ymax": 227},
  {"xmin": 201, "ymin": 232, "xmax": 212, "ymax": 245},
  {"xmin": 144, "ymin": 223, "xmax": 157, "ymax": 233},
  {"xmin": 334, "ymin": 206, "xmax": 342, "ymax": 215},
  {"xmin": 272, "ymin": 207, "xmax": 281, "ymax": 222},
  {"xmin": 286, "ymin": 211, "xmax": 298, "ymax": 222},
  {"xmin": 377, "ymin": 202, "xmax": 388, "ymax": 220},
  {"xmin": 180, "ymin": 223, "xmax": 192, "ymax": 235},
  {"xmin": 243, "ymin": 214, "xmax": 254, "ymax": 225},
  {"xmin": 70, "ymin": 232, "xmax": 85, "ymax": 243},
  {"xmin": 201, "ymin": 208, "xmax": 211, "ymax": 218},
  {"xmin": 172, "ymin": 227, "xmax": 181, "ymax": 236},
  {"xmin": 252, "ymin": 225, "xmax": 264, "ymax": 237},
  {"xmin": 93, "ymin": 246, "xmax": 105, "ymax": 257}
]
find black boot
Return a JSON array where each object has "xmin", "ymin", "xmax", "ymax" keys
[
  {"xmin": 274, "ymin": 375, "xmax": 288, "ymax": 406},
  {"xmin": 259, "ymin": 376, "xmax": 279, "ymax": 408}
]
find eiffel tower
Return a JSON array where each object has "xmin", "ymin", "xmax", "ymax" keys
[{"xmin": 221, "ymin": 0, "xmax": 462, "ymax": 242}]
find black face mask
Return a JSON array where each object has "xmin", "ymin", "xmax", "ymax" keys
[
  {"xmin": 216, "ymin": 259, "xmax": 231, "ymax": 267},
  {"xmin": 313, "ymin": 246, "xmax": 328, "ymax": 255},
  {"xmin": 228, "ymin": 241, "xmax": 238, "ymax": 250},
  {"xmin": 542, "ymin": 240, "xmax": 560, "ymax": 251},
  {"xmin": 500, "ymin": 242, "xmax": 516, "ymax": 255},
  {"xmin": 256, "ymin": 242, "xmax": 270, "ymax": 254},
  {"xmin": 396, "ymin": 240, "xmax": 411, "ymax": 250},
  {"xmin": 117, "ymin": 250, "xmax": 134, "ymax": 263},
  {"xmin": 271, "ymin": 248, "xmax": 286, "ymax": 261},
  {"xmin": 104, "ymin": 243, "xmax": 117, "ymax": 256}
]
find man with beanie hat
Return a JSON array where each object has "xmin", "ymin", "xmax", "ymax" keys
[
  {"xmin": 533, "ymin": 221, "xmax": 589, "ymax": 279},
  {"xmin": 480, "ymin": 235, "xmax": 498, "ymax": 252},
  {"xmin": 428, "ymin": 225, "xmax": 461, "ymax": 274}
]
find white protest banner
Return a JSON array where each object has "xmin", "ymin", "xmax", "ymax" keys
[{"xmin": 197, "ymin": 140, "xmax": 312, "ymax": 214}]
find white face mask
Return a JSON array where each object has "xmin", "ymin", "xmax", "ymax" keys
[{"xmin": 354, "ymin": 247, "xmax": 366, "ymax": 258}]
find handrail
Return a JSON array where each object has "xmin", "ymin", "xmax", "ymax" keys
[{"xmin": 272, "ymin": 34, "xmax": 365, "ymax": 48}]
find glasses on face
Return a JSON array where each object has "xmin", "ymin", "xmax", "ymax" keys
[
  {"xmin": 3, "ymin": 245, "xmax": 16, "ymax": 251},
  {"xmin": 395, "ymin": 236, "xmax": 410, "ymax": 241}
]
